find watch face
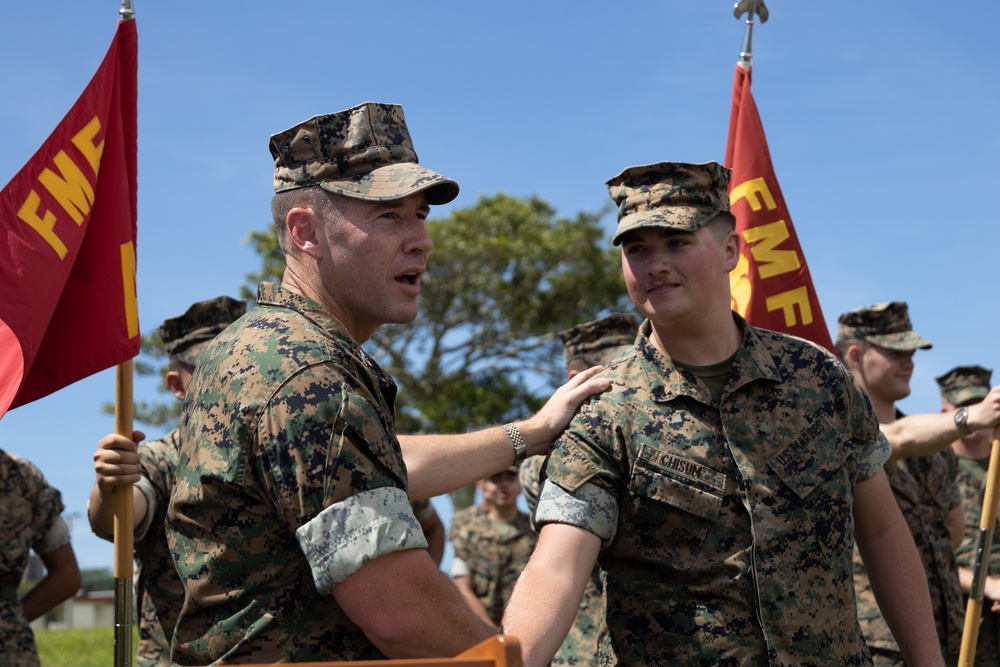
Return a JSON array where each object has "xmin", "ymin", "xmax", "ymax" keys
[{"xmin": 955, "ymin": 407, "xmax": 969, "ymax": 431}]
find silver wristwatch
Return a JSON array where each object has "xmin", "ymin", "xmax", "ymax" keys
[{"xmin": 954, "ymin": 406, "xmax": 972, "ymax": 435}]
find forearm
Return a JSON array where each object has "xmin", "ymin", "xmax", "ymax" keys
[
  {"xmin": 373, "ymin": 573, "xmax": 497, "ymax": 657},
  {"xmin": 336, "ymin": 549, "xmax": 496, "ymax": 658},
  {"xmin": 502, "ymin": 524, "xmax": 600, "ymax": 667},
  {"xmin": 402, "ymin": 420, "xmax": 550, "ymax": 500},
  {"xmin": 88, "ymin": 483, "xmax": 146, "ymax": 536},
  {"xmin": 22, "ymin": 544, "xmax": 80, "ymax": 622},
  {"xmin": 959, "ymin": 565, "xmax": 1000, "ymax": 605},
  {"xmin": 502, "ymin": 561, "xmax": 581, "ymax": 667},
  {"xmin": 403, "ymin": 367, "xmax": 608, "ymax": 499},
  {"xmin": 881, "ymin": 414, "xmax": 961, "ymax": 461},
  {"xmin": 959, "ymin": 565, "xmax": 974, "ymax": 595}
]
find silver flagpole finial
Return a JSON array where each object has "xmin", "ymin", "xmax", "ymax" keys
[
  {"xmin": 733, "ymin": 0, "xmax": 768, "ymax": 65},
  {"xmin": 120, "ymin": 0, "xmax": 135, "ymax": 21}
]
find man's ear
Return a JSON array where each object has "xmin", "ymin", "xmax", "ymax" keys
[
  {"xmin": 285, "ymin": 207, "xmax": 323, "ymax": 259},
  {"xmin": 844, "ymin": 343, "xmax": 864, "ymax": 371},
  {"xmin": 722, "ymin": 229, "xmax": 741, "ymax": 273},
  {"xmin": 165, "ymin": 370, "xmax": 186, "ymax": 401}
]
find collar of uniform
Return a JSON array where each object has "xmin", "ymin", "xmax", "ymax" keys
[
  {"xmin": 637, "ymin": 314, "xmax": 781, "ymax": 404},
  {"xmin": 256, "ymin": 281, "xmax": 358, "ymax": 345},
  {"xmin": 255, "ymin": 281, "xmax": 398, "ymax": 407},
  {"xmin": 727, "ymin": 313, "xmax": 783, "ymax": 390},
  {"xmin": 634, "ymin": 321, "xmax": 712, "ymax": 404}
]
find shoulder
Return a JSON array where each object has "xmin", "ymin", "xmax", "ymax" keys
[
  {"xmin": 1, "ymin": 452, "xmax": 50, "ymax": 492},
  {"xmin": 212, "ymin": 303, "xmax": 351, "ymax": 370},
  {"xmin": 190, "ymin": 306, "xmax": 384, "ymax": 418},
  {"xmin": 746, "ymin": 326, "xmax": 856, "ymax": 393},
  {"xmin": 583, "ymin": 351, "xmax": 653, "ymax": 408},
  {"xmin": 749, "ymin": 326, "xmax": 841, "ymax": 372}
]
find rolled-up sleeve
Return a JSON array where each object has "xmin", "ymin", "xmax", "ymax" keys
[
  {"xmin": 535, "ymin": 479, "xmax": 618, "ymax": 546},
  {"xmin": 295, "ymin": 486, "xmax": 426, "ymax": 594}
]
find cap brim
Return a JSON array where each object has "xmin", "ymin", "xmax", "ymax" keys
[
  {"xmin": 612, "ymin": 208, "xmax": 720, "ymax": 245},
  {"xmin": 953, "ymin": 389, "xmax": 990, "ymax": 406},
  {"xmin": 866, "ymin": 332, "xmax": 933, "ymax": 351},
  {"xmin": 319, "ymin": 162, "xmax": 459, "ymax": 205}
]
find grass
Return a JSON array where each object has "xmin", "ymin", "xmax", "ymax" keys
[{"xmin": 35, "ymin": 626, "xmax": 137, "ymax": 667}]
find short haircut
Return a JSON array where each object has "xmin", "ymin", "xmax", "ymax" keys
[
  {"xmin": 270, "ymin": 185, "xmax": 343, "ymax": 253},
  {"xmin": 706, "ymin": 211, "xmax": 736, "ymax": 239}
]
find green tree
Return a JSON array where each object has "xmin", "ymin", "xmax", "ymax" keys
[{"xmin": 244, "ymin": 192, "xmax": 632, "ymax": 509}]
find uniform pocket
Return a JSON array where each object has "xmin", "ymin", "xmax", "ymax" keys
[
  {"xmin": 769, "ymin": 419, "xmax": 856, "ymax": 565},
  {"xmin": 629, "ymin": 442, "xmax": 726, "ymax": 548}
]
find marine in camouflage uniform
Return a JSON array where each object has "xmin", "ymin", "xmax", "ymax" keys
[
  {"xmin": 940, "ymin": 365, "xmax": 1000, "ymax": 666},
  {"xmin": 1, "ymin": 450, "xmax": 75, "ymax": 667},
  {"xmin": 166, "ymin": 103, "xmax": 535, "ymax": 664},
  {"xmin": 450, "ymin": 468, "xmax": 536, "ymax": 625},
  {"xmin": 88, "ymin": 296, "xmax": 245, "ymax": 667},
  {"xmin": 519, "ymin": 312, "xmax": 637, "ymax": 666},
  {"xmin": 168, "ymin": 283, "xmax": 428, "ymax": 663},
  {"xmin": 503, "ymin": 161, "xmax": 944, "ymax": 667},
  {"xmin": 836, "ymin": 303, "xmax": 964, "ymax": 666},
  {"xmin": 542, "ymin": 317, "xmax": 889, "ymax": 665}
]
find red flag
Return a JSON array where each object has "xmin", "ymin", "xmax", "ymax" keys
[
  {"xmin": 725, "ymin": 63, "xmax": 834, "ymax": 352},
  {"xmin": 0, "ymin": 19, "xmax": 139, "ymax": 417}
]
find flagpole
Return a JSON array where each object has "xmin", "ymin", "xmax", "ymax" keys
[
  {"xmin": 114, "ymin": 359, "xmax": 135, "ymax": 667},
  {"xmin": 114, "ymin": 8, "xmax": 137, "ymax": 667},
  {"xmin": 959, "ymin": 427, "xmax": 1000, "ymax": 666}
]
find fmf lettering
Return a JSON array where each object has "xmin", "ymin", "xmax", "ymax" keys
[
  {"xmin": 730, "ymin": 176, "xmax": 816, "ymax": 327},
  {"xmin": 16, "ymin": 117, "xmax": 104, "ymax": 260}
]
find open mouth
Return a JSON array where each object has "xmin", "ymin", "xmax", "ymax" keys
[{"xmin": 396, "ymin": 272, "xmax": 419, "ymax": 286}]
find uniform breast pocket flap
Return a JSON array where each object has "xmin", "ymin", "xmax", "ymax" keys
[{"xmin": 631, "ymin": 443, "xmax": 726, "ymax": 522}]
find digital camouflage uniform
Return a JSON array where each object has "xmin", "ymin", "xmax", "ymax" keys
[
  {"xmin": 449, "ymin": 504, "xmax": 536, "ymax": 625},
  {"xmin": 88, "ymin": 295, "xmax": 245, "ymax": 667},
  {"xmin": 519, "ymin": 312, "xmax": 637, "ymax": 666},
  {"xmin": 166, "ymin": 283, "xmax": 428, "ymax": 664},
  {"xmin": 0, "ymin": 450, "xmax": 70, "ymax": 667},
  {"xmin": 852, "ymin": 444, "xmax": 963, "ymax": 664},
  {"xmin": 167, "ymin": 102, "xmax": 457, "ymax": 664},
  {"xmin": 942, "ymin": 365, "xmax": 999, "ymax": 666},
  {"xmin": 536, "ymin": 317, "xmax": 890, "ymax": 666},
  {"xmin": 838, "ymin": 302, "xmax": 964, "ymax": 664}
]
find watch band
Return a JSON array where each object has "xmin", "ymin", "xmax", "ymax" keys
[{"xmin": 502, "ymin": 423, "xmax": 527, "ymax": 465}]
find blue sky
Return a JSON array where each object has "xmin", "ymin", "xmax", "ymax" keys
[{"xmin": 1, "ymin": 1, "xmax": 997, "ymax": 571}]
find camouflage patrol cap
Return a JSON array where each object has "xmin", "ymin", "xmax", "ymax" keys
[
  {"xmin": 606, "ymin": 161, "xmax": 732, "ymax": 246},
  {"xmin": 835, "ymin": 301, "xmax": 932, "ymax": 351},
  {"xmin": 156, "ymin": 296, "xmax": 246, "ymax": 366},
  {"xmin": 936, "ymin": 365, "xmax": 992, "ymax": 406},
  {"xmin": 269, "ymin": 102, "xmax": 459, "ymax": 205},
  {"xmin": 559, "ymin": 313, "xmax": 639, "ymax": 373}
]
